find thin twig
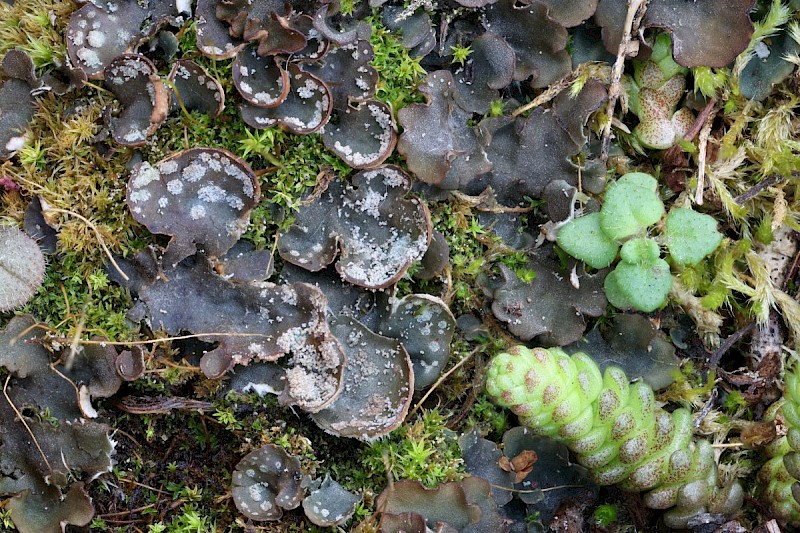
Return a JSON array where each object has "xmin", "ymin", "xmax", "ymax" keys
[
  {"xmin": 710, "ymin": 323, "xmax": 755, "ymax": 367},
  {"xmin": 66, "ymin": 285, "xmax": 90, "ymax": 371},
  {"xmin": 512, "ymin": 72, "xmax": 576, "ymax": 117},
  {"xmin": 694, "ymin": 387, "xmax": 718, "ymax": 428},
  {"xmin": 734, "ymin": 174, "xmax": 785, "ymax": 205},
  {"xmin": 407, "ymin": 347, "xmax": 480, "ymax": 419},
  {"xmin": 694, "ymin": 109, "xmax": 717, "ymax": 205},
  {"xmin": 683, "ymin": 97, "xmax": 717, "ymax": 141},
  {"xmin": 100, "ymin": 503, "xmax": 158, "ymax": 519},
  {"xmin": 601, "ymin": 0, "xmax": 647, "ymax": 161},
  {"xmin": 3, "ymin": 375, "xmax": 52, "ymax": 475},
  {"xmin": 65, "ymin": 331, "xmax": 274, "ymax": 347},
  {"xmin": 40, "ymin": 203, "xmax": 129, "ymax": 281},
  {"xmin": 9, "ymin": 321, "xmax": 57, "ymax": 346},
  {"xmin": 487, "ymin": 482, "xmax": 589, "ymax": 494}
]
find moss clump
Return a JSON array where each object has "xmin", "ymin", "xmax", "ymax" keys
[
  {"xmin": 359, "ymin": 409, "xmax": 465, "ymax": 488},
  {"xmin": 0, "ymin": 0, "xmax": 71, "ymax": 68},
  {"xmin": 0, "ymin": 91, "xmax": 142, "ymax": 337}
]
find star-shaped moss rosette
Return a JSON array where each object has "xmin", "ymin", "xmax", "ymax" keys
[
  {"xmin": 126, "ymin": 147, "xmax": 259, "ymax": 267},
  {"xmin": 103, "ymin": 54, "xmax": 169, "ymax": 147},
  {"xmin": 0, "ymin": 316, "xmax": 119, "ymax": 533},
  {"xmin": 112, "ymin": 252, "xmax": 345, "ymax": 410},
  {"xmin": 595, "ymin": 0, "xmax": 756, "ymax": 68},
  {"xmin": 278, "ymin": 166, "xmax": 431, "ymax": 289}
]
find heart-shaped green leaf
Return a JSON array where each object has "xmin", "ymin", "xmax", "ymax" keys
[
  {"xmin": 600, "ymin": 172, "xmax": 665, "ymax": 240},
  {"xmin": 665, "ymin": 208, "xmax": 723, "ymax": 265},
  {"xmin": 556, "ymin": 212, "xmax": 619, "ymax": 269},
  {"xmin": 604, "ymin": 257, "xmax": 672, "ymax": 312}
]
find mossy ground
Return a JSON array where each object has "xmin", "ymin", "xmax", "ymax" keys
[{"xmin": 1, "ymin": 0, "xmax": 800, "ymax": 531}]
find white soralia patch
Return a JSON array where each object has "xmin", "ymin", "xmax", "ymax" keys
[
  {"xmin": 182, "ymin": 161, "xmax": 207, "ymax": 182},
  {"xmin": 158, "ymin": 160, "xmax": 179, "ymax": 175},
  {"xmin": 197, "ymin": 184, "xmax": 227, "ymax": 203},
  {"xmin": 166, "ymin": 179, "xmax": 183, "ymax": 195},
  {"xmin": 86, "ymin": 30, "xmax": 106, "ymax": 48},
  {"xmin": 131, "ymin": 163, "xmax": 160, "ymax": 188}
]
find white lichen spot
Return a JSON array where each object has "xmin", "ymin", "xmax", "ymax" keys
[
  {"xmin": 132, "ymin": 163, "xmax": 160, "ymax": 188},
  {"xmin": 129, "ymin": 190, "xmax": 151, "ymax": 203},
  {"xmin": 227, "ymin": 196, "xmax": 245, "ymax": 210},
  {"xmin": 190, "ymin": 204, "xmax": 206, "ymax": 219},
  {"xmin": 158, "ymin": 160, "xmax": 179, "ymax": 175},
  {"xmin": 182, "ymin": 161, "xmax": 207, "ymax": 182},
  {"xmin": 86, "ymin": 29, "xmax": 106, "ymax": 48},
  {"xmin": 4, "ymin": 136, "xmax": 26, "ymax": 153},
  {"xmin": 76, "ymin": 47, "xmax": 101, "ymax": 69},
  {"xmin": 254, "ymin": 91, "xmax": 279, "ymax": 104},
  {"xmin": 296, "ymin": 78, "xmax": 320, "ymax": 99},
  {"xmin": 197, "ymin": 184, "xmax": 227, "ymax": 203},
  {"xmin": 166, "ymin": 179, "xmax": 183, "ymax": 195}
]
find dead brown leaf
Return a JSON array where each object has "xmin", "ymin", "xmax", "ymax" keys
[{"xmin": 499, "ymin": 449, "xmax": 538, "ymax": 483}]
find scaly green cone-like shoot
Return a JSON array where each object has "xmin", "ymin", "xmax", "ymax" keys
[{"xmin": 485, "ymin": 346, "xmax": 742, "ymax": 528}]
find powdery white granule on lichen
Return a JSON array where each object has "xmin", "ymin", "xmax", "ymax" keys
[
  {"xmin": 129, "ymin": 189, "xmax": 150, "ymax": 203},
  {"xmin": 159, "ymin": 160, "xmax": 179, "ymax": 175},
  {"xmin": 297, "ymin": 78, "xmax": 320, "ymax": 99},
  {"xmin": 166, "ymin": 179, "xmax": 183, "ymax": 195},
  {"xmin": 86, "ymin": 30, "xmax": 106, "ymax": 48},
  {"xmin": 76, "ymin": 48, "xmax": 101, "ymax": 69},
  {"xmin": 182, "ymin": 161, "xmax": 207, "ymax": 182},
  {"xmin": 342, "ymin": 226, "xmax": 428, "ymax": 286},
  {"xmin": 132, "ymin": 163, "xmax": 160, "ymax": 188},
  {"xmin": 197, "ymin": 184, "xmax": 227, "ymax": 203}
]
